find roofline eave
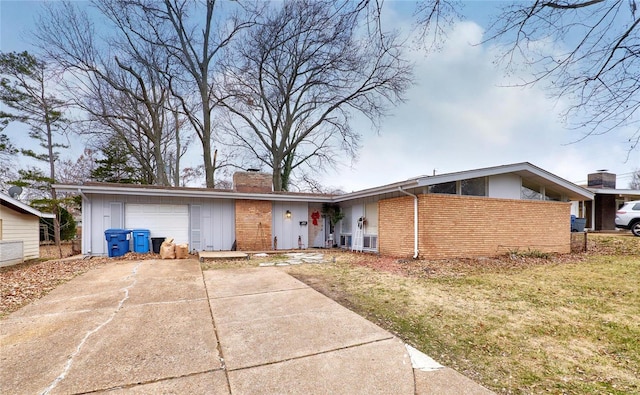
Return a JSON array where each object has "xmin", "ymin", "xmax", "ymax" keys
[
  {"xmin": 414, "ymin": 163, "xmax": 594, "ymax": 200},
  {"xmin": 53, "ymin": 184, "xmax": 334, "ymax": 203}
]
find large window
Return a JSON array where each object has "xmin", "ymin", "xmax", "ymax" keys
[
  {"xmin": 521, "ymin": 180, "xmax": 563, "ymax": 201},
  {"xmin": 341, "ymin": 206, "xmax": 352, "ymax": 234},
  {"xmin": 461, "ymin": 177, "xmax": 486, "ymax": 196},
  {"xmin": 340, "ymin": 206, "xmax": 352, "ymax": 248},
  {"xmin": 428, "ymin": 181, "xmax": 456, "ymax": 194},
  {"xmin": 428, "ymin": 178, "xmax": 487, "ymax": 196},
  {"xmin": 364, "ymin": 202, "xmax": 378, "ymax": 234},
  {"xmin": 521, "ymin": 184, "xmax": 543, "ymax": 200},
  {"xmin": 544, "ymin": 188, "xmax": 562, "ymax": 202}
]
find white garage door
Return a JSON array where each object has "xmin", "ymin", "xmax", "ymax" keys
[{"xmin": 125, "ymin": 204, "xmax": 189, "ymax": 245}]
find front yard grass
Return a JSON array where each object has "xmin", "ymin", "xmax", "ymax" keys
[{"xmin": 285, "ymin": 235, "xmax": 640, "ymax": 394}]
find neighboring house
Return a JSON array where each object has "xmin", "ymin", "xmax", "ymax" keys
[
  {"xmin": 54, "ymin": 162, "xmax": 594, "ymax": 260},
  {"xmin": 579, "ymin": 171, "xmax": 640, "ymax": 231},
  {"xmin": 0, "ymin": 193, "xmax": 55, "ymax": 267}
]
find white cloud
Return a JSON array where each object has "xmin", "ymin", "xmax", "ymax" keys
[{"xmin": 321, "ymin": 17, "xmax": 640, "ymax": 192}]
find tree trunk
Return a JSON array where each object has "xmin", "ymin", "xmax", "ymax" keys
[
  {"xmin": 272, "ymin": 162, "xmax": 283, "ymax": 192},
  {"xmin": 44, "ymin": 101, "xmax": 62, "ymax": 258},
  {"xmin": 173, "ymin": 108, "xmax": 181, "ymax": 187},
  {"xmin": 153, "ymin": 141, "xmax": 169, "ymax": 186},
  {"xmin": 280, "ymin": 153, "xmax": 295, "ymax": 192},
  {"xmin": 202, "ymin": 93, "xmax": 215, "ymax": 188}
]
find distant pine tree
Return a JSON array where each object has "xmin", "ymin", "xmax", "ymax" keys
[{"xmin": 91, "ymin": 139, "xmax": 146, "ymax": 184}]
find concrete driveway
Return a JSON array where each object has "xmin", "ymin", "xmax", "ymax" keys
[{"xmin": 0, "ymin": 259, "xmax": 493, "ymax": 394}]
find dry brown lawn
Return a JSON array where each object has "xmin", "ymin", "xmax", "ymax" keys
[{"xmin": 285, "ymin": 234, "xmax": 639, "ymax": 394}]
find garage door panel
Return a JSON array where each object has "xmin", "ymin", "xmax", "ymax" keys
[{"xmin": 125, "ymin": 204, "xmax": 189, "ymax": 245}]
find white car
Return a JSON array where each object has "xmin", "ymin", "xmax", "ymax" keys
[{"xmin": 615, "ymin": 200, "xmax": 640, "ymax": 237}]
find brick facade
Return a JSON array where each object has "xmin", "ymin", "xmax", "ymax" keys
[
  {"xmin": 233, "ymin": 172, "xmax": 273, "ymax": 193},
  {"xmin": 379, "ymin": 196, "xmax": 415, "ymax": 257},
  {"xmin": 234, "ymin": 200, "xmax": 272, "ymax": 250},
  {"xmin": 379, "ymin": 194, "xmax": 571, "ymax": 258}
]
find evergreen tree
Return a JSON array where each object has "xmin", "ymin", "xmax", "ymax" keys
[
  {"xmin": 91, "ymin": 138, "xmax": 145, "ymax": 184},
  {"xmin": 0, "ymin": 51, "xmax": 70, "ymax": 256},
  {"xmin": 38, "ymin": 205, "xmax": 77, "ymax": 242},
  {"xmin": 0, "ymin": 133, "xmax": 18, "ymax": 192}
]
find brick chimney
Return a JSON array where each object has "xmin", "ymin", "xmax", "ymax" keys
[
  {"xmin": 587, "ymin": 171, "xmax": 616, "ymax": 189},
  {"xmin": 233, "ymin": 170, "xmax": 273, "ymax": 193}
]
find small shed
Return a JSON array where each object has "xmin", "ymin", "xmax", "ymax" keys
[{"xmin": 0, "ymin": 193, "xmax": 55, "ymax": 267}]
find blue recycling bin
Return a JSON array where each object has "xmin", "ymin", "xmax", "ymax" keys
[
  {"xmin": 132, "ymin": 229, "xmax": 150, "ymax": 253},
  {"xmin": 570, "ymin": 215, "xmax": 587, "ymax": 232},
  {"xmin": 104, "ymin": 229, "xmax": 131, "ymax": 257}
]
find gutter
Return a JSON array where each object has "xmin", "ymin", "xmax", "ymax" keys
[{"xmin": 398, "ymin": 187, "xmax": 419, "ymax": 259}]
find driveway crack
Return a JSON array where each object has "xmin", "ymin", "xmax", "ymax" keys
[
  {"xmin": 199, "ymin": 268, "xmax": 232, "ymax": 394},
  {"xmin": 39, "ymin": 261, "xmax": 143, "ymax": 395}
]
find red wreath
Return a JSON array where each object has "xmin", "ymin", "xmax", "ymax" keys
[{"xmin": 311, "ymin": 211, "xmax": 320, "ymax": 226}]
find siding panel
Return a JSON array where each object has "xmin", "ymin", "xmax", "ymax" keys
[{"xmin": 0, "ymin": 208, "xmax": 40, "ymax": 260}]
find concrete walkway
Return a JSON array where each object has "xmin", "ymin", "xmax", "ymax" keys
[{"xmin": 0, "ymin": 259, "xmax": 493, "ymax": 394}]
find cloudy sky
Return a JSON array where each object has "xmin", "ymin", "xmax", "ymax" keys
[
  {"xmin": 2, "ymin": 1, "xmax": 639, "ymax": 191},
  {"xmin": 317, "ymin": 2, "xmax": 640, "ymax": 192}
]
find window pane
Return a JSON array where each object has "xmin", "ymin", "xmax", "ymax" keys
[
  {"xmin": 341, "ymin": 206, "xmax": 352, "ymax": 233},
  {"xmin": 461, "ymin": 177, "xmax": 486, "ymax": 196},
  {"xmin": 365, "ymin": 202, "xmax": 378, "ymax": 234},
  {"xmin": 363, "ymin": 236, "xmax": 377, "ymax": 249},
  {"xmin": 544, "ymin": 188, "xmax": 562, "ymax": 201},
  {"xmin": 521, "ymin": 185, "xmax": 543, "ymax": 200},
  {"xmin": 429, "ymin": 181, "xmax": 456, "ymax": 194}
]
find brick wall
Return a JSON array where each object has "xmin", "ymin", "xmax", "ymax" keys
[
  {"xmin": 379, "ymin": 194, "xmax": 571, "ymax": 258},
  {"xmin": 379, "ymin": 196, "xmax": 415, "ymax": 257},
  {"xmin": 235, "ymin": 200, "xmax": 272, "ymax": 250},
  {"xmin": 233, "ymin": 172, "xmax": 273, "ymax": 193}
]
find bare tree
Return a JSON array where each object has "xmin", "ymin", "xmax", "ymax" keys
[
  {"xmin": 481, "ymin": 0, "xmax": 640, "ymax": 151},
  {"xmin": 120, "ymin": 0, "xmax": 257, "ymax": 188},
  {"xmin": 163, "ymin": 98, "xmax": 192, "ymax": 186},
  {"xmin": 56, "ymin": 148, "xmax": 100, "ymax": 184},
  {"xmin": 35, "ymin": 1, "xmax": 192, "ymax": 186},
  {"xmin": 630, "ymin": 169, "xmax": 640, "ymax": 189},
  {"xmin": 218, "ymin": 0, "xmax": 412, "ymax": 191},
  {"xmin": 412, "ymin": 0, "xmax": 463, "ymax": 51}
]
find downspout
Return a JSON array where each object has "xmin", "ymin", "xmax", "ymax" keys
[
  {"xmin": 398, "ymin": 187, "xmax": 419, "ymax": 259},
  {"xmin": 78, "ymin": 188, "xmax": 91, "ymax": 255}
]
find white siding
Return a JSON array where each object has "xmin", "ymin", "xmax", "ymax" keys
[
  {"xmin": 192, "ymin": 199, "xmax": 235, "ymax": 251},
  {"xmin": 272, "ymin": 202, "xmax": 309, "ymax": 250},
  {"xmin": 0, "ymin": 207, "xmax": 40, "ymax": 261},
  {"xmin": 84, "ymin": 194, "xmax": 236, "ymax": 255},
  {"xmin": 488, "ymin": 174, "xmax": 522, "ymax": 199}
]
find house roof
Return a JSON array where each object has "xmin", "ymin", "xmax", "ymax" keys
[
  {"xmin": 586, "ymin": 188, "xmax": 640, "ymax": 199},
  {"xmin": 53, "ymin": 182, "xmax": 336, "ymax": 203},
  {"xmin": 333, "ymin": 162, "xmax": 594, "ymax": 201},
  {"xmin": 53, "ymin": 162, "xmax": 594, "ymax": 203},
  {"xmin": 0, "ymin": 193, "xmax": 56, "ymax": 218}
]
